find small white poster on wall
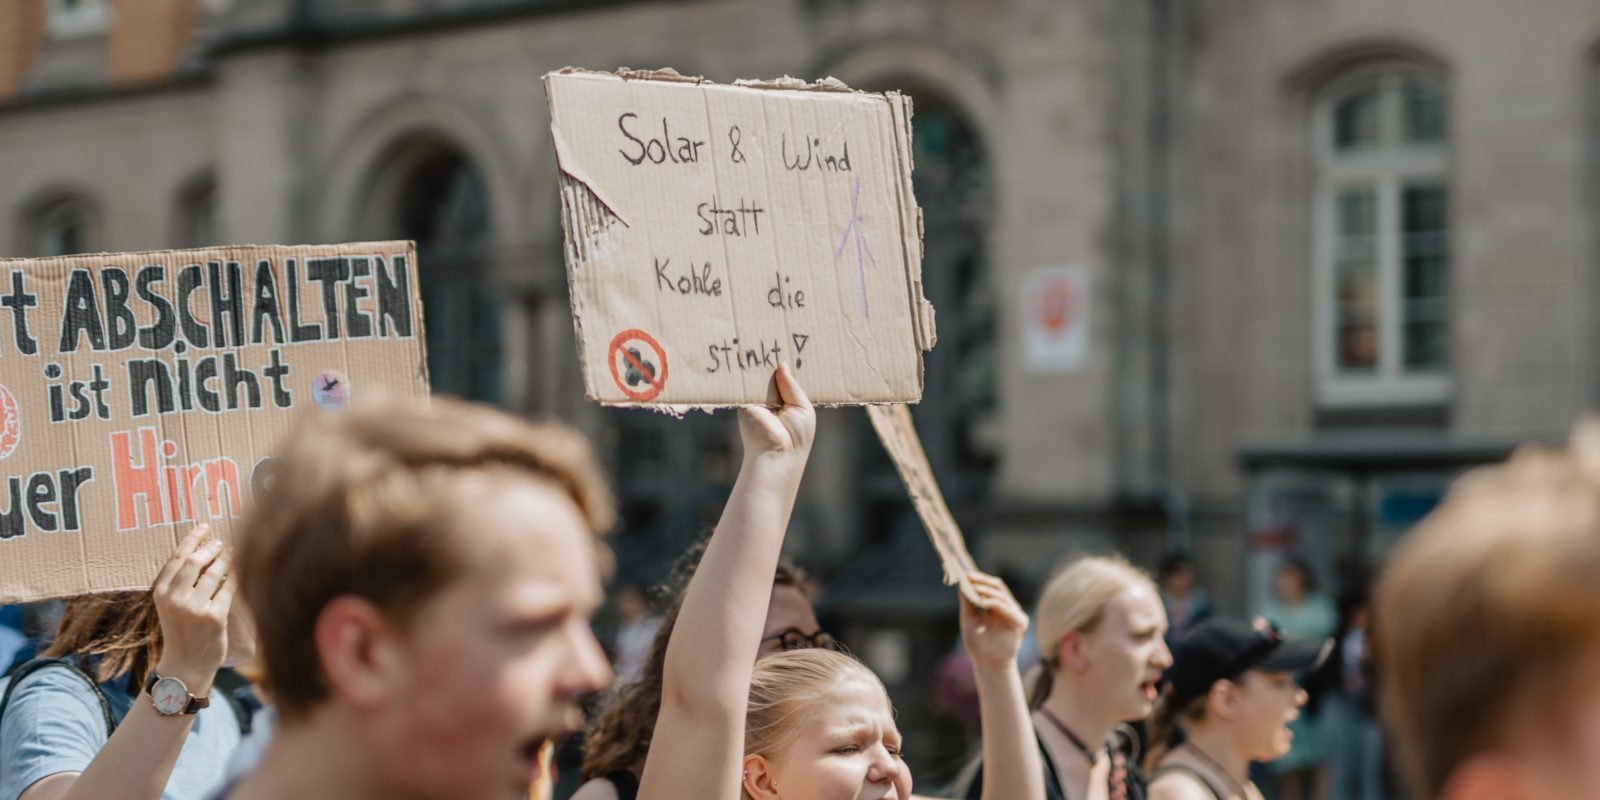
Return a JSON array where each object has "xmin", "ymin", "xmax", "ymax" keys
[{"xmin": 1022, "ymin": 265, "xmax": 1089, "ymax": 373}]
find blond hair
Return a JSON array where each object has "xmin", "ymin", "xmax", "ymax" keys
[
  {"xmin": 237, "ymin": 396, "xmax": 614, "ymax": 720},
  {"xmin": 743, "ymin": 649, "xmax": 885, "ymax": 800},
  {"xmin": 1377, "ymin": 420, "xmax": 1600, "ymax": 800},
  {"xmin": 1030, "ymin": 554, "xmax": 1157, "ymax": 706}
]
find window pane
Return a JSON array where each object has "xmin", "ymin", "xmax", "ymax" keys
[
  {"xmin": 1402, "ymin": 184, "xmax": 1449, "ymax": 370},
  {"xmin": 1335, "ymin": 187, "xmax": 1379, "ymax": 371},
  {"xmin": 1333, "ymin": 88, "xmax": 1381, "ymax": 153},
  {"xmin": 35, "ymin": 201, "xmax": 93, "ymax": 257},
  {"xmin": 399, "ymin": 149, "xmax": 503, "ymax": 403},
  {"xmin": 1403, "ymin": 83, "xmax": 1448, "ymax": 145}
]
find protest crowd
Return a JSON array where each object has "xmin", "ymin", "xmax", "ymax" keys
[
  {"xmin": 0, "ymin": 355, "xmax": 1595, "ymax": 800},
  {"xmin": 0, "ymin": 9, "xmax": 1598, "ymax": 799}
]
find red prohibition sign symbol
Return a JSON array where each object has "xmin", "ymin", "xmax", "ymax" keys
[{"xmin": 608, "ymin": 329, "xmax": 669, "ymax": 402}]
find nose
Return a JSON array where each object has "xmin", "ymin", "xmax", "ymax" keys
[
  {"xmin": 1153, "ymin": 636, "xmax": 1174, "ymax": 670},
  {"xmin": 563, "ymin": 622, "xmax": 612, "ymax": 695},
  {"xmin": 866, "ymin": 744, "xmax": 904, "ymax": 784},
  {"xmin": 1293, "ymin": 686, "xmax": 1308, "ymax": 708}
]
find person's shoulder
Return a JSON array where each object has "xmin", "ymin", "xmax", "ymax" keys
[
  {"xmin": 570, "ymin": 777, "xmax": 622, "ymax": 800},
  {"xmin": 1148, "ymin": 768, "xmax": 1215, "ymax": 800},
  {"xmin": 4, "ymin": 662, "xmax": 103, "ymax": 714}
]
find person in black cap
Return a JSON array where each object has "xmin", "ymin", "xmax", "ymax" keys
[{"xmin": 1142, "ymin": 617, "xmax": 1331, "ymax": 800}]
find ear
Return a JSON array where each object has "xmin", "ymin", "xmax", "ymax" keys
[
  {"xmin": 1439, "ymin": 754, "xmax": 1528, "ymax": 800},
  {"xmin": 314, "ymin": 594, "xmax": 405, "ymax": 711},
  {"xmin": 742, "ymin": 753, "xmax": 781, "ymax": 800},
  {"xmin": 1207, "ymin": 679, "xmax": 1240, "ymax": 722},
  {"xmin": 1058, "ymin": 630, "xmax": 1090, "ymax": 674}
]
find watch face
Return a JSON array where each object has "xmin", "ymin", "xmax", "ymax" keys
[{"xmin": 151, "ymin": 676, "xmax": 190, "ymax": 715}]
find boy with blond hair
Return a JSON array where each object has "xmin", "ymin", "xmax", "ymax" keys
[{"xmin": 1377, "ymin": 421, "xmax": 1600, "ymax": 800}]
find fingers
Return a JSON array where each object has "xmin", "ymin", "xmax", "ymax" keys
[
  {"xmin": 154, "ymin": 525, "xmax": 211, "ymax": 592},
  {"xmin": 170, "ymin": 538, "xmax": 224, "ymax": 593},
  {"xmin": 773, "ymin": 362, "xmax": 811, "ymax": 409},
  {"xmin": 210, "ymin": 573, "xmax": 238, "ymax": 613},
  {"xmin": 193, "ymin": 549, "xmax": 231, "ymax": 601},
  {"xmin": 958, "ymin": 574, "xmax": 988, "ymax": 613},
  {"xmin": 737, "ymin": 405, "xmax": 781, "ymax": 434},
  {"xmin": 964, "ymin": 572, "xmax": 1028, "ymax": 628}
]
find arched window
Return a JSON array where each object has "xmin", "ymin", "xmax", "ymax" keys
[
  {"xmin": 851, "ymin": 89, "xmax": 995, "ymax": 555},
  {"xmin": 27, "ymin": 193, "xmax": 99, "ymax": 256},
  {"xmin": 174, "ymin": 174, "xmax": 217, "ymax": 248},
  {"xmin": 385, "ymin": 140, "xmax": 503, "ymax": 403},
  {"xmin": 1313, "ymin": 68, "xmax": 1450, "ymax": 407}
]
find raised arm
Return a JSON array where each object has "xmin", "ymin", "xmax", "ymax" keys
[
  {"xmin": 14, "ymin": 526, "xmax": 235, "ymax": 800},
  {"xmin": 637, "ymin": 364, "xmax": 814, "ymax": 800},
  {"xmin": 960, "ymin": 572, "xmax": 1047, "ymax": 800}
]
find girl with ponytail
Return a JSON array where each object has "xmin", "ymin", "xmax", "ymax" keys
[
  {"xmin": 965, "ymin": 554, "xmax": 1172, "ymax": 800},
  {"xmin": 1144, "ymin": 617, "xmax": 1330, "ymax": 800}
]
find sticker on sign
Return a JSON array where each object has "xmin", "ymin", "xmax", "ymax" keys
[{"xmin": 545, "ymin": 68, "xmax": 938, "ymax": 408}]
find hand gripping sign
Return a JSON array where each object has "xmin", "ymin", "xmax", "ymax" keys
[{"xmin": 545, "ymin": 68, "xmax": 937, "ymax": 409}]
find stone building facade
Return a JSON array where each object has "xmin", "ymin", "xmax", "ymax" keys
[{"xmin": 1, "ymin": 0, "xmax": 1594, "ymax": 779}]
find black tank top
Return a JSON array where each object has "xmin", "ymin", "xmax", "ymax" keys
[{"xmin": 606, "ymin": 770, "xmax": 641, "ymax": 800}]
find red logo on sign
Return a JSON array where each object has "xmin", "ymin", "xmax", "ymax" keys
[
  {"xmin": 608, "ymin": 329, "xmax": 669, "ymax": 402},
  {"xmin": 1035, "ymin": 278, "xmax": 1077, "ymax": 335}
]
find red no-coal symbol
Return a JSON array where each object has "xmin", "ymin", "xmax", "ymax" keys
[{"xmin": 608, "ymin": 329, "xmax": 669, "ymax": 402}]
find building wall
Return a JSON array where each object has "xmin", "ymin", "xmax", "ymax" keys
[
  {"xmin": 1168, "ymin": 0, "xmax": 1600, "ymax": 504},
  {"xmin": 6, "ymin": 0, "xmax": 1599, "ymax": 611},
  {"xmin": 0, "ymin": 87, "xmax": 217, "ymax": 254}
]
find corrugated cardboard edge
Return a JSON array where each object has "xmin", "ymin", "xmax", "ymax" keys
[
  {"xmin": 866, "ymin": 403, "xmax": 981, "ymax": 608},
  {"xmin": 0, "ymin": 241, "xmax": 416, "ymax": 266},
  {"xmin": 884, "ymin": 92, "xmax": 938, "ymax": 389},
  {"xmin": 0, "ymin": 240, "xmax": 436, "ymax": 396},
  {"xmin": 543, "ymin": 68, "xmax": 939, "ymax": 410}
]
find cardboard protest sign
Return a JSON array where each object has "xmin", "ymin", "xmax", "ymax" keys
[
  {"xmin": 0, "ymin": 242, "xmax": 428, "ymax": 602},
  {"xmin": 545, "ymin": 68, "xmax": 937, "ymax": 408},
  {"xmin": 865, "ymin": 403, "xmax": 982, "ymax": 608}
]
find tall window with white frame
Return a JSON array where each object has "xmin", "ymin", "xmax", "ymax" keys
[
  {"xmin": 45, "ymin": 0, "xmax": 110, "ymax": 38},
  {"xmin": 1313, "ymin": 69, "xmax": 1450, "ymax": 408}
]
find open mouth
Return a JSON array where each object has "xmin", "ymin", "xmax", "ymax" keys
[
  {"xmin": 1139, "ymin": 679, "xmax": 1159, "ymax": 701},
  {"xmin": 520, "ymin": 736, "xmax": 558, "ymax": 784}
]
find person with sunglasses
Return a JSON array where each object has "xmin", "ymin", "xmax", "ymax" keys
[
  {"xmin": 630, "ymin": 365, "xmax": 1042, "ymax": 800},
  {"xmin": 760, "ymin": 627, "xmax": 837, "ymax": 653},
  {"xmin": 1143, "ymin": 617, "xmax": 1332, "ymax": 800},
  {"xmin": 576, "ymin": 554, "xmax": 834, "ymax": 800},
  {"xmin": 575, "ymin": 366, "xmax": 830, "ymax": 800}
]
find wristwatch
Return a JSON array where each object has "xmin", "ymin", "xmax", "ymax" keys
[{"xmin": 143, "ymin": 671, "xmax": 210, "ymax": 716}]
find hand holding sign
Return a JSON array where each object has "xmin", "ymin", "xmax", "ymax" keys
[
  {"xmin": 737, "ymin": 362, "xmax": 815, "ymax": 474},
  {"xmin": 151, "ymin": 525, "xmax": 236, "ymax": 694}
]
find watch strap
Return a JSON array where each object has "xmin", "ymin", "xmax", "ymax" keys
[{"xmin": 143, "ymin": 671, "xmax": 211, "ymax": 715}]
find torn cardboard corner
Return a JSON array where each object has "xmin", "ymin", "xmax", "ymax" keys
[
  {"xmin": 544, "ymin": 68, "xmax": 937, "ymax": 409},
  {"xmin": 0, "ymin": 242, "xmax": 430, "ymax": 603},
  {"xmin": 866, "ymin": 403, "xmax": 983, "ymax": 609}
]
